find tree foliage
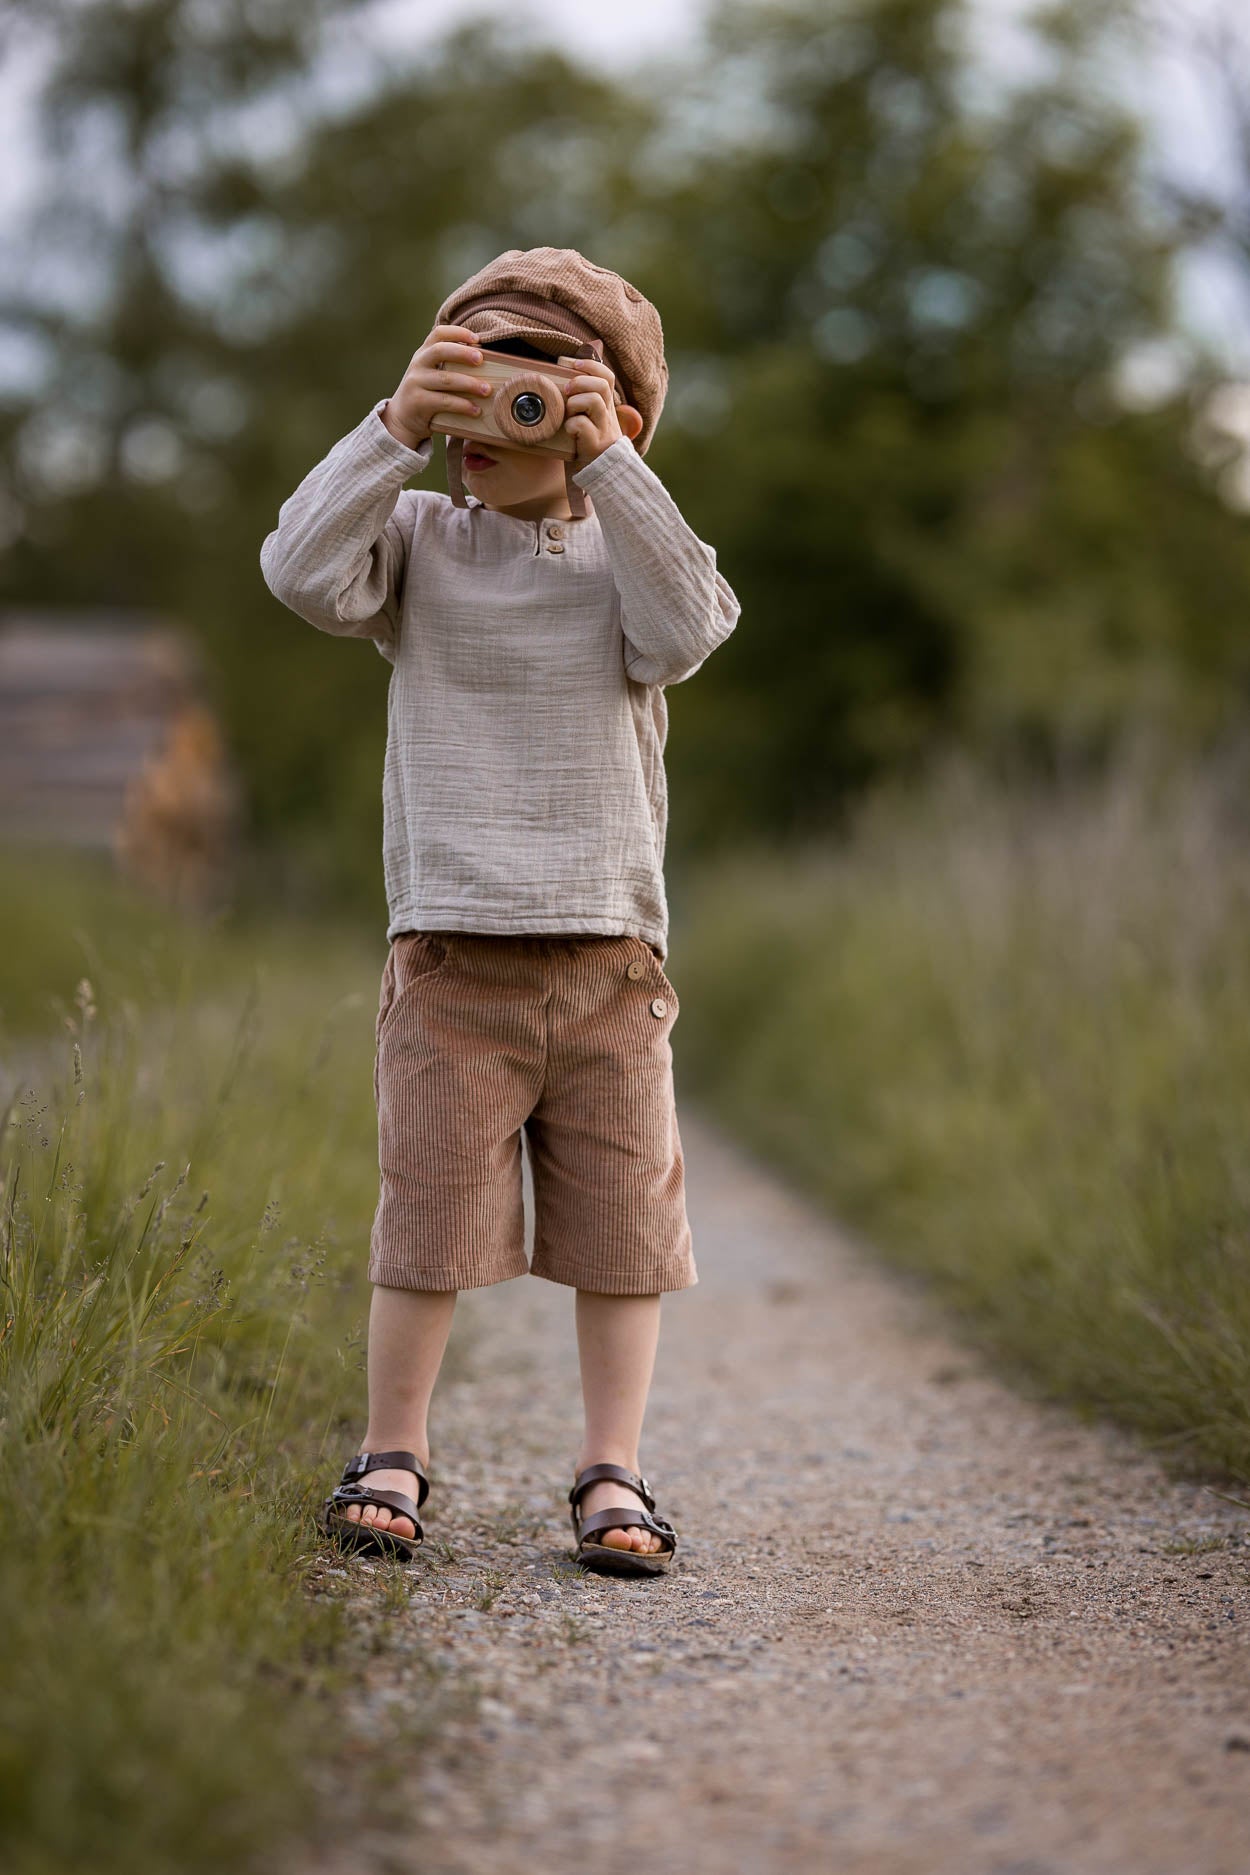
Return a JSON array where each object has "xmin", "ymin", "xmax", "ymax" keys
[{"xmin": 2, "ymin": 0, "xmax": 1248, "ymax": 904}]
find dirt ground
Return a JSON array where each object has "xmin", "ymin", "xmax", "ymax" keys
[{"xmin": 313, "ymin": 1104, "xmax": 1250, "ymax": 1875}]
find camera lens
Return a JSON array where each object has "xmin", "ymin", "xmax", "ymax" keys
[{"xmin": 511, "ymin": 391, "xmax": 546, "ymax": 426}]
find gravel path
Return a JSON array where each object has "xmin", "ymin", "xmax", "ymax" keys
[{"xmin": 318, "ymin": 1104, "xmax": 1250, "ymax": 1875}]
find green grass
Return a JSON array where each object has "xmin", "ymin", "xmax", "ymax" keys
[
  {"xmin": 0, "ymin": 842, "xmax": 383, "ymax": 1039},
  {"xmin": 0, "ymin": 856, "xmax": 446, "ymax": 1874},
  {"xmin": 11, "ymin": 743, "xmax": 1250, "ymax": 1863},
  {"xmin": 675, "ymin": 745, "xmax": 1250, "ymax": 1482}
]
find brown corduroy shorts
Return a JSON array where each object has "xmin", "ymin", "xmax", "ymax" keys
[{"xmin": 368, "ymin": 931, "xmax": 696, "ymax": 1295}]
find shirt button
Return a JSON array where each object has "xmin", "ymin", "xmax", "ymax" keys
[
  {"xmin": 650, "ymin": 997, "xmax": 667, "ymax": 1018},
  {"xmin": 547, "ymin": 523, "xmax": 564, "ymax": 539},
  {"xmin": 626, "ymin": 959, "xmax": 646, "ymax": 980},
  {"xmin": 546, "ymin": 541, "xmax": 565, "ymax": 554}
]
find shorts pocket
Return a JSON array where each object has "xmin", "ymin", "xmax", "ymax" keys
[
  {"xmin": 656, "ymin": 960, "xmax": 679, "ymax": 1017},
  {"xmin": 377, "ymin": 934, "xmax": 451, "ymax": 1049},
  {"xmin": 633, "ymin": 937, "xmax": 679, "ymax": 1017}
]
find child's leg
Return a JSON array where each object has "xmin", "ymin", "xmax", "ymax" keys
[
  {"xmin": 573, "ymin": 1289, "xmax": 665, "ymax": 1555},
  {"xmin": 342, "ymin": 1283, "xmax": 457, "ymax": 1539}
]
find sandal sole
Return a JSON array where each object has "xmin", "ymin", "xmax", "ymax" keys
[
  {"xmin": 319, "ymin": 1509, "xmax": 422, "ymax": 1564},
  {"xmin": 575, "ymin": 1542, "xmax": 672, "ymax": 1577}
]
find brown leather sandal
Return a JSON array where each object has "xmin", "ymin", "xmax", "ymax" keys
[
  {"xmin": 318, "ymin": 1448, "xmax": 428, "ymax": 1564},
  {"xmin": 569, "ymin": 1462, "xmax": 678, "ymax": 1577}
]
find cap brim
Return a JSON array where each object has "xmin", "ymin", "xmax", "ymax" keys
[
  {"xmin": 460, "ymin": 313, "xmax": 621, "ymax": 397},
  {"xmin": 459, "ymin": 311, "xmax": 581, "ymax": 358}
]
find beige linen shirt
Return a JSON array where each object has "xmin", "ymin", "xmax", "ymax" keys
[{"xmin": 259, "ymin": 400, "xmax": 741, "ymax": 959}]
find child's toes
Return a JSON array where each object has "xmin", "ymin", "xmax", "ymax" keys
[{"xmin": 337, "ymin": 1502, "xmax": 416, "ymax": 1539}]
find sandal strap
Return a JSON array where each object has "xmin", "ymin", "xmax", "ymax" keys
[
  {"xmin": 328, "ymin": 1483, "xmax": 425, "ymax": 1536},
  {"xmin": 568, "ymin": 1462, "xmax": 655, "ymax": 1512},
  {"xmin": 340, "ymin": 1450, "xmax": 430, "ymax": 1507},
  {"xmin": 576, "ymin": 1505, "xmax": 677, "ymax": 1553}
]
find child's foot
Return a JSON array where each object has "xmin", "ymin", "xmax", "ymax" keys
[
  {"xmin": 341, "ymin": 1459, "xmax": 424, "ymax": 1541},
  {"xmin": 573, "ymin": 1472, "xmax": 666, "ymax": 1554}
]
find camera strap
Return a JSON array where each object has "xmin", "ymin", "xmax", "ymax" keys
[{"xmin": 446, "ymin": 432, "xmax": 470, "ymax": 509}]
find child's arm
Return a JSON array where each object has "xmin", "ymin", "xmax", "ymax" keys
[
  {"xmin": 571, "ymin": 439, "xmax": 742, "ymax": 687},
  {"xmin": 260, "ymin": 325, "xmax": 491, "ymax": 663},
  {"xmin": 259, "ymin": 403, "xmax": 433, "ymax": 664}
]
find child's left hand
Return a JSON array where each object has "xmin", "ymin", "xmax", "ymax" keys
[{"xmin": 559, "ymin": 357, "xmax": 627, "ymax": 463}]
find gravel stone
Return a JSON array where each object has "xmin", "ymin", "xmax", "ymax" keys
[{"xmin": 307, "ymin": 1105, "xmax": 1250, "ymax": 1874}]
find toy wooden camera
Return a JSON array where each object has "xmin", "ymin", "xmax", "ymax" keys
[{"xmin": 428, "ymin": 343, "xmax": 619, "ymax": 462}]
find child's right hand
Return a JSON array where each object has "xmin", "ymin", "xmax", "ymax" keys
[{"xmin": 380, "ymin": 325, "xmax": 495, "ymax": 449}]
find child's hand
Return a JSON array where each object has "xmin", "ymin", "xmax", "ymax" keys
[
  {"xmin": 381, "ymin": 325, "xmax": 496, "ymax": 449},
  {"xmin": 559, "ymin": 356, "xmax": 635, "ymax": 462}
]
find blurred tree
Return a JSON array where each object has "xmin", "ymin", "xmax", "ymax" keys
[
  {"xmin": 1144, "ymin": 0, "xmax": 1250, "ymax": 290},
  {"xmin": 651, "ymin": 0, "xmax": 1250, "ymax": 847},
  {"xmin": 0, "ymin": 1, "xmax": 658, "ymax": 907},
  {"xmin": 2, "ymin": 0, "xmax": 1249, "ymax": 906}
]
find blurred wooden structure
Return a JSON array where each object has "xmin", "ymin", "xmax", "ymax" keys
[{"xmin": 0, "ymin": 609, "xmax": 243, "ymax": 913}]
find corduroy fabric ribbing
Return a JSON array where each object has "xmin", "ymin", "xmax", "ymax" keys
[
  {"xmin": 435, "ymin": 245, "xmax": 669, "ymax": 453},
  {"xmin": 369, "ymin": 930, "xmax": 695, "ymax": 1295}
]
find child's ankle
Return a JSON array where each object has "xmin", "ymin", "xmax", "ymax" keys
[
  {"xmin": 575, "ymin": 1449, "xmax": 642, "ymax": 1476},
  {"xmin": 361, "ymin": 1432, "xmax": 429, "ymax": 1469}
]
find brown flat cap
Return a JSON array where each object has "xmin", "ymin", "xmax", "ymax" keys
[{"xmin": 436, "ymin": 246, "xmax": 668, "ymax": 455}]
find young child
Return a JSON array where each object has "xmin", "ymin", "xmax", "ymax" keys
[{"xmin": 259, "ymin": 246, "xmax": 741, "ymax": 1577}]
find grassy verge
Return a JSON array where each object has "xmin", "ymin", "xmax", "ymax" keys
[
  {"xmin": 1, "ymin": 859, "xmax": 449, "ymax": 1875},
  {"xmin": 674, "ymin": 746, "xmax": 1250, "ymax": 1482}
]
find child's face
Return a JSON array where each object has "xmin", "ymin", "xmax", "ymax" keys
[
  {"xmin": 460, "ymin": 333, "xmax": 626, "ymax": 518},
  {"xmin": 462, "ymin": 438, "xmax": 572, "ymax": 515}
]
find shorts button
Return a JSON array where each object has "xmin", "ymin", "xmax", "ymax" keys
[
  {"xmin": 547, "ymin": 523, "xmax": 564, "ymax": 539},
  {"xmin": 650, "ymin": 996, "xmax": 667, "ymax": 1018},
  {"xmin": 546, "ymin": 541, "xmax": 566, "ymax": 554},
  {"xmin": 626, "ymin": 959, "xmax": 646, "ymax": 980}
]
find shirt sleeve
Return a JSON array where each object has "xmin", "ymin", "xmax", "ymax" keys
[
  {"xmin": 259, "ymin": 399, "xmax": 435, "ymax": 666},
  {"xmin": 571, "ymin": 436, "xmax": 742, "ymax": 687}
]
